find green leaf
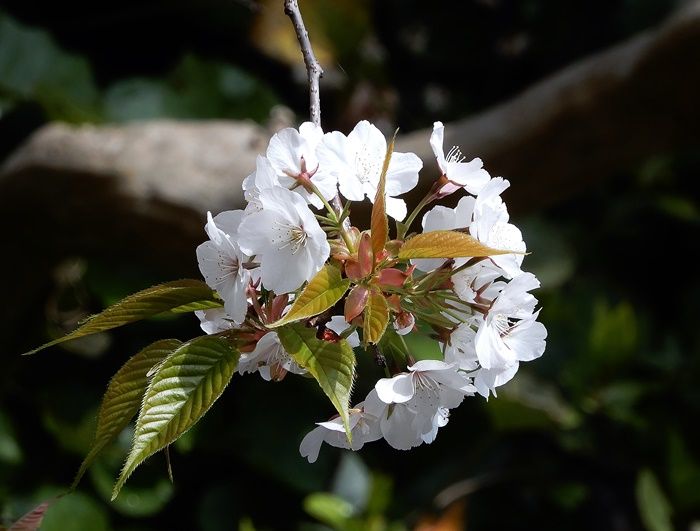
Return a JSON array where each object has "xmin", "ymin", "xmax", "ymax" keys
[
  {"xmin": 398, "ymin": 230, "xmax": 516, "ymax": 259},
  {"xmin": 636, "ymin": 469, "xmax": 673, "ymax": 531},
  {"xmin": 112, "ymin": 336, "xmax": 239, "ymax": 499},
  {"xmin": 71, "ymin": 339, "xmax": 182, "ymax": 489},
  {"xmin": 304, "ymin": 493, "xmax": 354, "ymax": 529},
  {"xmin": 26, "ymin": 279, "xmax": 219, "ymax": 355},
  {"xmin": 0, "ymin": 12, "xmax": 101, "ymax": 122},
  {"xmin": 169, "ymin": 299, "xmax": 223, "ymax": 313},
  {"xmin": 363, "ymin": 288, "xmax": 389, "ymax": 345},
  {"xmin": 370, "ymin": 130, "xmax": 397, "ymax": 257},
  {"xmin": 277, "ymin": 323, "xmax": 356, "ymax": 438},
  {"xmin": 269, "ymin": 265, "xmax": 350, "ymax": 328}
]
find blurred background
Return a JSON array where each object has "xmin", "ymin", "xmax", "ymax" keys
[{"xmin": 1, "ymin": 0, "xmax": 700, "ymax": 529}]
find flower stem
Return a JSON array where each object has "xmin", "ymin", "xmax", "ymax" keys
[
  {"xmin": 310, "ymin": 183, "xmax": 356, "ymax": 253},
  {"xmin": 398, "ymin": 193, "xmax": 434, "ymax": 240}
]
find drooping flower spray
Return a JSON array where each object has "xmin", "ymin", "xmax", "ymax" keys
[{"xmin": 28, "ymin": 0, "xmax": 546, "ymax": 496}]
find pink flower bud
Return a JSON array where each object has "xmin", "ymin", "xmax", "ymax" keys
[
  {"xmin": 358, "ymin": 232, "xmax": 374, "ymax": 277},
  {"xmin": 378, "ymin": 268, "xmax": 409, "ymax": 288},
  {"xmin": 344, "ymin": 285, "xmax": 369, "ymax": 322}
]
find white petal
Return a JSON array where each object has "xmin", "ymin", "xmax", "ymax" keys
[
  {"xmin": 310, "ymin": 171, "xmax": 338, "ymax": 203},
  {"xmin": 380, "ymin": 404, "xmax": 422, "ymax": 450},
  {"xmin": 384, "ymin": 196, "xmax": 407, "ymax": 221},
  {"xmin": 446, "ymin": 159, "xmax": 490, "ymax": 195},
  {"xmin": 210, "ymin": 210, "xmax": 245, "ymax": 239},
  {"xmin": 299, "ymin": 121, "xmax": 324, "ymax": 146},
  {"xmin": 299, "ymin": 426, "xmax": 326, "ymax": 463},
  {"xmin": 267, "ymin": 128, "xmax": 306, "ymax": 175},
  {"xmin": 430, "ymin": 121, "xmax": 447, "ymax": 172},
  {"xmin": 488, "ymin": 222, "xmax": 526, "ymax": 278},
  {"xmin": 195, "ymin": 308, "xmax": 233, "ymax": 334},
  {"xmin": 317, "ymin": 417, "xmax": 351, "ymax": 433},
  {"xmin": 204, "ymin": 211, "xmax": 224, "ymax": 244},
  {"xmin": 475, "ymin": 322, "xmax": 515, "ymax": 370},
  {"xmin": 375, "ymin": 373, "xmax": 415, "ymax": 404},
  {"xmin": 222, "ymin": 276, "xmax": 249, "ymax": 324},
  {"xmin": 421, "ymin": 205, "xmax": 458, "ymax": 232},
  {"xmin": 454, "ymin": 196, "xmax": 476, "ymax": 224},
  {"xmin": 506, "ymin": 316, "xmax": 547, "ymax": 362},
  {"xmin": 408, "ymin": 359, "xmax": 454, "ymax": 373},
  {"xmin": 348, "ymin": 120, "xmax": 386, "ymax": 153},
  {"xmin": 317, "ymin": 131, "xmax": 364, "ymax": 201},
  {"xmin": 237, "ymin": 210, "xmax": 286, "ymax": 256},
  {"xmin": 385, "ymin": 151, "xmax": 422, "ymax": 196}
]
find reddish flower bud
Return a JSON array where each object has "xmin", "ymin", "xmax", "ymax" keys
[
  {"xmin": 378, "ymin": 268, "xmax": 409, "ymax": 288},
  {"xmin": 358, "ymin": 232, "xmax": 374, "ymax": 277},
  {"xmin": 394, "ymin": 311, "xmax": 416, "ymax": 335},
  {"xmin": 344, "ymin": 285, "xmax": 369, "ymax": 322}
]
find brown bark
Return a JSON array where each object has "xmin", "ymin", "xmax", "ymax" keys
[{"xmin": 2, "ymin": 2, "xmax": 700, "ymax": 341}]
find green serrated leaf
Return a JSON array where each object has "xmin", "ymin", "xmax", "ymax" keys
[
  {"xmin": 26, "ymin": 280, "xmax": 219, "ymax": 355},
  {"xmin": 363, "ymin": 288, "xmax": 389, "ymax": 345},
  {"xmin": 398, "ymin": 230, "xmax": 516, "ymax": 259},
  {"xmin": 277, "ymin": 323, "xmax": 356, "ymax": 439},
  {"xmin": 269, "ymin": 265, "xmax": 350, "ymax": 328},
  {"xmin": 71, "ymin": 339, "xmax": 182, "ymax": 489},
  {"xmin": 169, "ymin": 299, "xmax": 223, "ymax": 313},
  {"xmin": 112, "ymin": 336, "xmax": 239, "ymax": 499}
]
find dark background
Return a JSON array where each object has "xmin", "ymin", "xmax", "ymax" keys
[{"xmin": 1, "ymin": 0, "xmax": 699, "ymax": 529}]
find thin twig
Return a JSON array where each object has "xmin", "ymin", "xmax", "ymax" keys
[
  {"xmin": 284, "ymin": 1, "xmax": 348, "ymax": 220},
  {"xmin": 284, "ymin": 0, "xmax": 324, "ymax": 128}
]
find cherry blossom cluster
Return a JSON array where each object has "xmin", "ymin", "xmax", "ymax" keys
[{"xmin": 195, "ymin": 119, "xmax": 547, "ymax": 461}]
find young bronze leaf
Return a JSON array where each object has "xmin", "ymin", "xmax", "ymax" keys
[
  {"xmin": 8, "ymin": 496, "xmax": 61, "ymax": 531},
  {"xmin": 25, "ymin": 280, "xmax": 219, "ymax": 355},
  {"xmin": 398, "ymin": 230, "xmax": 517, "ymax": 259},
  {"xmin": 363, "ymin": 288, "xmax": 390, "ymax": 345},
  {"xmin": 71, "ymin": 339, "xmax": 182, "ymax": 489},
  {"xmin": 277, "ymin": 323, "xmax": 356, "ymax": 439},
  {"xmin": 269, "ymin": 265, "xmax": 350, "ymax": 328},
  {"xmin": 112, "ymin": 336, "xmax": 239, "ymax": 499},
  {"xmin": 370, "ymin": 130, "xmax": 397, "ymax": 256}
]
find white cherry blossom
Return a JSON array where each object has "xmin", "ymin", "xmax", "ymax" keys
[
  {"xmin": 196, "ymin": 211, "xmax": 251, "ymax": 324},
  {"xmin": 242, "ymin": 155, "xmax": 278, "ymax": 211},
  {"xmin": 316, "ymin": 120, "xmax": 423, "ymax": 220},
  {"xmin": 472, "ymin": 363, "xmax": 520, "ymax": 399},
  {"xmin": 299, "ymin": 390, "xmax": 384, "ymax": 463},
  {"xmin": 475, "ymin": 273, "xmax": 546, "ymax": 370},
  {"xmin": 452, "ymin": 261, "xmax": 503, "ymax": 304},
  {"xmin": 374, "ymin": 360, "xmax": 475, "ymax": 449},
  {"xmin": 238, "ymin": 331, "xmax": 306, "ymax": 381},
  {"xmin": 470, "ymin": 178, "xmax": 526, "ymax": 278},
  {"xmin": 266, "ymin": 122, "xmax": 337, "ymax": 208},
  {"xmin": 195, "ymin": 308, "xmax": 236, "ymax": 335},
  {"xmin": 430, "ymin": 121, "xmax": 490, "ymax": 196},
  {"xmin": 238, "ymin": 186, "xmax": 330, "ymax": 294},
  {"xmin": 444, "ymin": 319, "xmax": 518, "ymax": 398}
]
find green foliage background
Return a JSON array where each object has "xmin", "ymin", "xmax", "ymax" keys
[{"xmin": 1, "ymin": 1, "xmax": 699, "ymax": 529}]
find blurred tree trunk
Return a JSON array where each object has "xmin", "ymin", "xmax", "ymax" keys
[{"xmin": 2, "ymin": 2, "xmax": 700, "ymax": 344}]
